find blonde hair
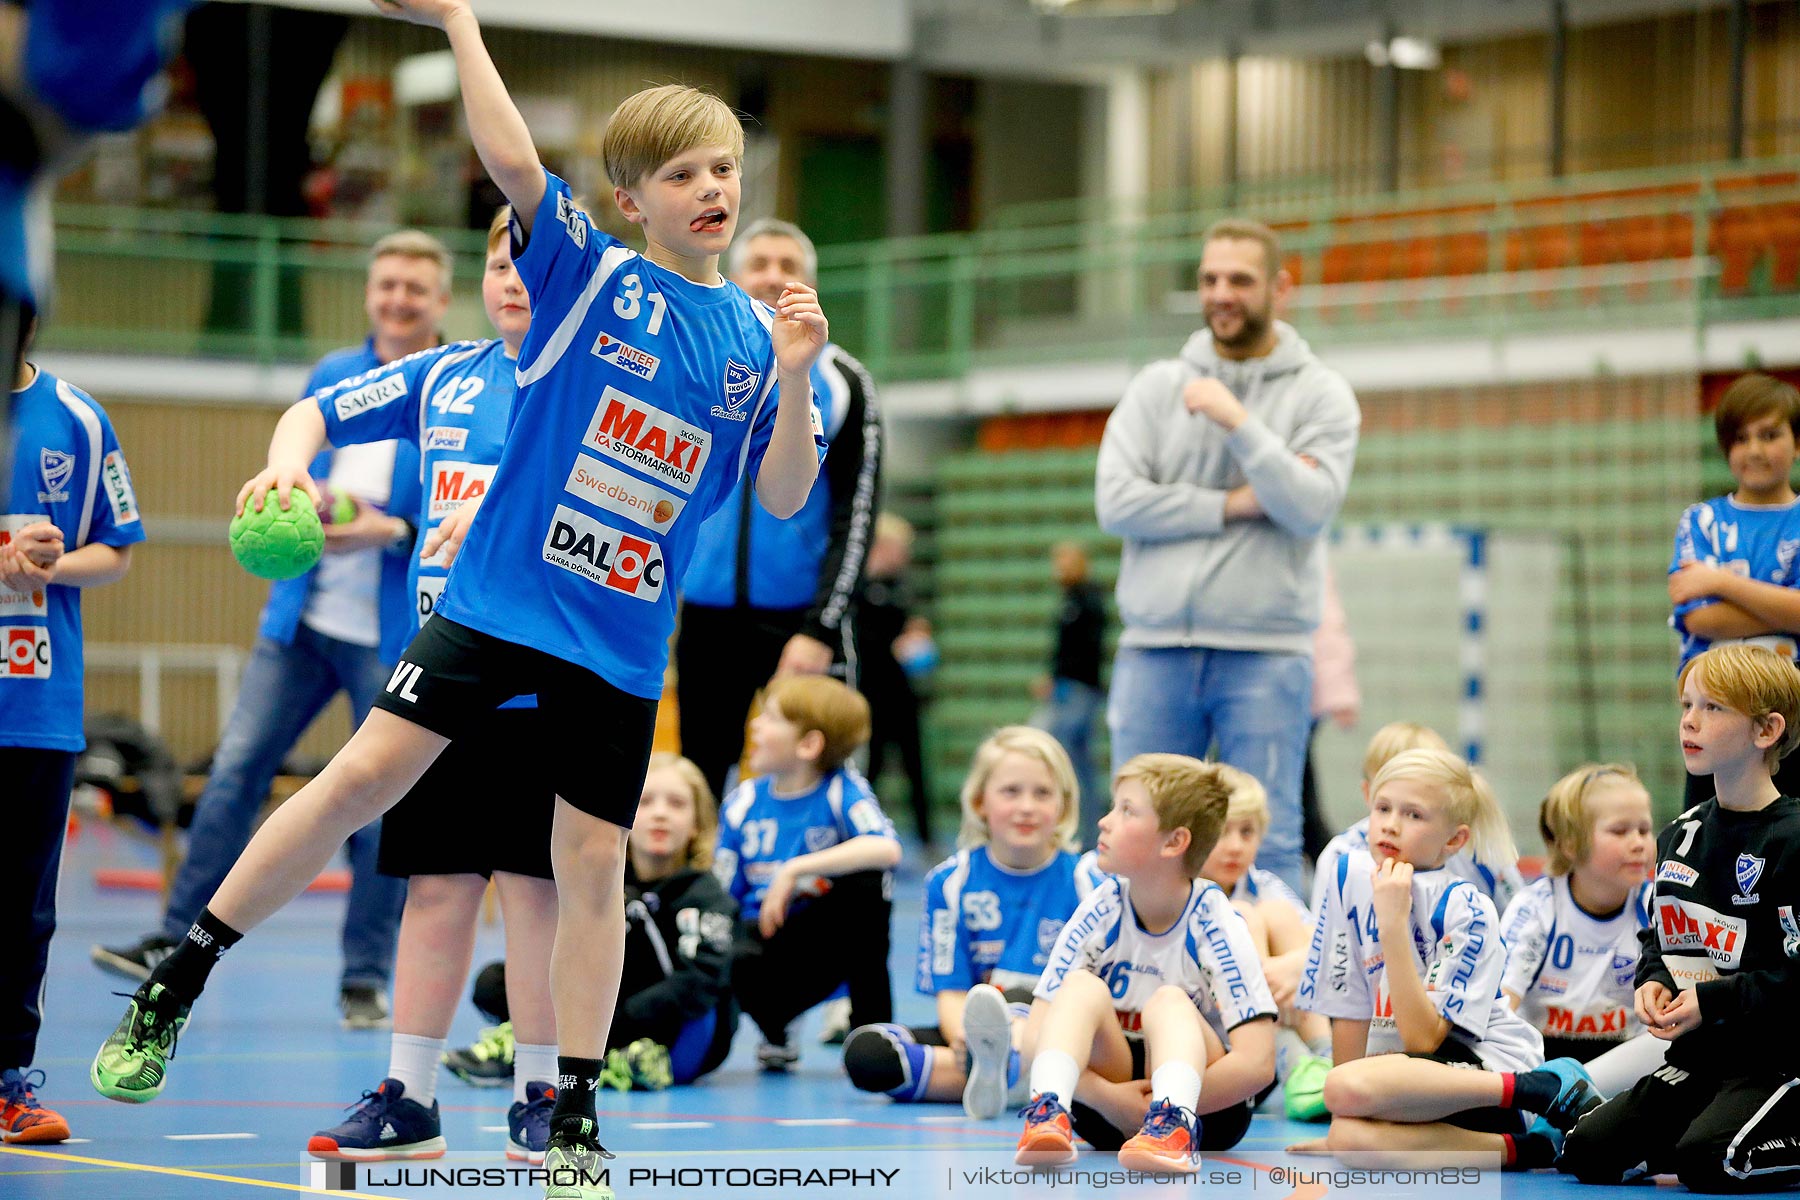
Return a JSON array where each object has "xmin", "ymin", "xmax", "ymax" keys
[
  {"xmin": 874, "ymin": 511, "xmax": 915, "ymax": 548},
  {"xmin": 1213, "ymin": 763, "xmax": 1269, "ymax": 837},
  {"xmin": 1538, "ymin": 763, "xmax": 1643, "ymax": 877},
  {"xmin": 642, "ymin": 752, "xmax": 717, "ymax": 872},
  {"xmin": 369, "ymin": 229, "xmax": 453, "ymax": 294},
  {"xmin": 601, "ymin": 83, "xmax": 745, "ymax": 191},
  {"xmin": 1113, "ymin": 753, "xmax": 1231, "ymax": 875},
  {"xmin": 486, "ymin": 206, "xmax": 512, "ymax": 255},
  {"xmin": 762, "ymin": 676, "xmax": 872, "ymax": 774},
  {"xmin": 1362, "ymin": 721, "xmax": 1451, "ymax": 782},
  {"xmin": 1679, "ymin": 644, "xmax": 1800, "ymax": 766},
  {"xmin": 957, "ymin": 726, "xmax": 1081, "ymax": 852},
  {"xmin": 1368, "ymin": 748, "xmax": 1517, "ymax": 869}
]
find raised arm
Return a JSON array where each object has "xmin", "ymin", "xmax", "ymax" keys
[{"xmin": 373, "ymin": 1, "xmax": 545, "ymax": 228}]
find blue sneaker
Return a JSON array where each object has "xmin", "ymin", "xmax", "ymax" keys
[
  {"xmin": 1535, "ymin": 1058, "xmax": 1604, "ymax": 1132},
  {"xmin": 307, "ymin": 1078, "xmax": 445, "ymax": 1161},
  {"xmin": 508, "ymin": 1080, "xmax": 556, "ymax": 1164}
]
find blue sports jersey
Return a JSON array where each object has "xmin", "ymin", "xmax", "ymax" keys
[
  {"xmin": 434, "ymin": 171, "xmax": 825, "ymax": 698},
  {"xmin": 683, "ymin": 351, "xmax": 841, "ymax": 611},
  {"xmin": 1, "ymin": 367, "xmax": 145, "ymax": 749},
  {"xmin": 712, "ymin": 766, "xmax": 897, "ymax": 923},
  {"xmin": 917, "ymin": 846, "xmax": 1096, "ymax": 995},
  {"xmin": 313, "ymin": 337, "xmax": 533, "ymax": 711},
  {"xmin": 258, "ymin": 339, "xmax": 422, "ymax": 667},
  {"xmin": 1670, "ymin": 494, "xmax": 1800, "ymax": 670}
]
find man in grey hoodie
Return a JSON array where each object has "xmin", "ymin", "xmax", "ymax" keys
[{"xmin": 1096, "ymin": 218, "xmax": 1360, "ymax": 892}]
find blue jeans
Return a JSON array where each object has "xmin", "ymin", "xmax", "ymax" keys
[
  {"xmin": 1032, "ymin": 679, "xmax": 1106, "ymax": 841},
  {"xmin": 160, "ymin": 625, "xmax": 405, "ymax": 990},
  {"xmin": 1107, "ymin": 646, "xmax": 1314, "ymax": 893}
]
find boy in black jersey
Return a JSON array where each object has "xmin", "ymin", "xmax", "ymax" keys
[{"xmin": 1560, "ymin": 644, "xmax": 1800, "ymax": 1191}]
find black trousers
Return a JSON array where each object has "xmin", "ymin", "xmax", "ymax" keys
[
  {"xmin": 1561, "ymin": 1062, "xmax": 1800, "ymax": 1192},
  {"xmin": 675, "ymin": 604, "xmax": 853, "ymax": 803},
  {"xmin": 863, "ymin": 666, "xmax": 931, "ymax": 845},
  {"xmin": 1, "ymin": 747, "xmax": 77, "ymax": 1070},
  {"xmin": 731, "ymin": 870, "xmax": 892, "ymax": 1044}
]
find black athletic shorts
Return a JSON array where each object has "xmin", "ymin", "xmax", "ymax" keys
[
  {"xmin": 377, "ymin": 706, "xmax": 556, "ymax": 879},
  {"xmin": 372, "ymin": 616, "xmax": 657, "ymax": 829},
  {"xmin": 1405, "ymin": 1037, "xmax": 1528, "ymax": 1135},
  {"xmin": 1067, "ymin": 1031, "xmax": 1255, "ymax": 1152}
]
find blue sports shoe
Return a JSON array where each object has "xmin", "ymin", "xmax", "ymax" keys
[
  {"xmin": 1535, "ymin": 1058, "xmax": 1604, "ymax": 1132},
  {"xmin": 508, "ymin": 1080, "xmax": 556, "ymax": 1164},
  {"xmin": 307, "ymin": 1078, "xmax": 445, "ymax": 1161}
]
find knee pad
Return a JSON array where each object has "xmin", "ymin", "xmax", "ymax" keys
[
  {"xmin": 843, "ymin": 1025, "xmax": 929, "ymax": 1100},
  {"xmin": 471, "ymin": 959, "xmax": 508, "ymax": 1024}
]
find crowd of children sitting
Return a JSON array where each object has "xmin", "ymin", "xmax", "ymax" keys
[{"xmin": 339, "ymin": 634, "xmax": 1800, "ymax": 1190}]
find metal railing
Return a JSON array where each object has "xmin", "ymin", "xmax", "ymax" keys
[{"xmin": 39, "ymin": 156, "xmax": 1800, "ymax": 381}]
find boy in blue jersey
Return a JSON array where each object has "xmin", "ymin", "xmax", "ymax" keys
[
  {"xmin": 92, "ymin": 2, "xmax": 829, "ymax": 1193},
  {"xmin": 233, "ymin": 212, "xmax": 566, "ymax": 1164},
  {"xmin": 715, "ymin": 675, "xmax": 902, "ymax": 1072},
  {"xmin": 1669, "ymin": 373, "xmax": 1800, "ymax": 806},
  {"xmin": 3, "ymin": 316, "xmax": 142, "ymax": 1143}
]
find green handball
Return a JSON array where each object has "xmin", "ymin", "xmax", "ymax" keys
[{"xmin": 229, "ymin": 489, "xmax": 325, "ymax": 580}]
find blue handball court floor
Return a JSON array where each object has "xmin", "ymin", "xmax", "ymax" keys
[{"xmin": 5, "ymin": 820, "xmax": 1662, "ymax": 1199}]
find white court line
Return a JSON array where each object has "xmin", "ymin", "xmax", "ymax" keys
[
  {"xmin": 479, "ymin": 1125, "xmax": 509, "ymax": 1133},
  {"xmin": 774, "ymin": 1118, "xmax": 858, "ymax": 1126},
  {"xmin": 62, "ymin": 1138, "xmax": 93, "ymax": 1145},
  {"xmin": 915, "ymin": 1115, "xmax": 973, "ymax": 1123},
  {"xmin": 162, "ymin": 1133, "xmax": 258, "ymax": 1141},
  {"xmin": 630, "ymin": 1121, "xmax": 715, "ymax": 1130}
]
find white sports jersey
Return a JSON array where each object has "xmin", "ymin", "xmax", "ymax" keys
[
  {"xmin": 1300, "ymin": 849, "xmax": 1544, "ymax": 1072},
  {"xmin": 1034, "ymin": 876, "xmax": 1276, "ymax": 1035},
  {"xmin": 1230, "ymin": 868, "xmax": 1308, "ymax": 921},
  {"xmin": 1310, "ymin": 817, "xmax": 1524, "ymax": 918},
  {"xmin": 1501, "ymin": 876, "xmax": 1651, "ymax": 1045}
]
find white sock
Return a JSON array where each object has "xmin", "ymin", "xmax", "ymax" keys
[
  {"xmin": 515, "ymin": 1042, "xmax": 558, "ymax": 1105},
  {"xmin": 1275, "ymin": 1026, "xmax": 1310, "ymax": 1081},
  {"xmin": 1151, "ymin": 1061, "xmax": 1202, "ymax": 1115},
  {"xmin": 387, "ymin": 1033, "xmax": 446, "ymax": 1108},
  {"xmin": 1029, "ymin": 1050, "xmax": 1081, "ymax": 1106}
]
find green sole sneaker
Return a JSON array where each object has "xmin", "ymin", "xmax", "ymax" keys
[
  {"xmin": 91, "ymin": 983, "xmax": 189, "ymax": 1103},
  {"xmin": 544, "ymin": 1119, "xmax": 615, "ymax": 1200}
]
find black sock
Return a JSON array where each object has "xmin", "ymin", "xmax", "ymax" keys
[
  {"xmin": 552, "ymin": 1056, "xmax": 603, "ymax": 1124},
  {"xmin": 1504, "ymin": 1069, "xmax": 1562, "ymax": 1113},
  {"xmin": 147, "ymin": 909, "xmax": 243, "ymax": 1003},
  {"xmin": 1510, "ymin": 1129, "xmax": 1560, "ymax": 1170}
]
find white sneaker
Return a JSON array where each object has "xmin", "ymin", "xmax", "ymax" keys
[
  {"xmin": 817, "ymin": 997, "xmax": 853, "ymax": 1046},
  {"xmin": 961, "ymin": 984, "xmax": 1013, "ymax": 1120}
]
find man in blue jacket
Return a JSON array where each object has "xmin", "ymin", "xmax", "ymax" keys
[
  {"xmin": 90, "ymin": 231, "xmax": 450, "ymax": 1028},
  {"xmin": 677, "ymin": 219, "xmax": 883, "ymax": 802}
]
